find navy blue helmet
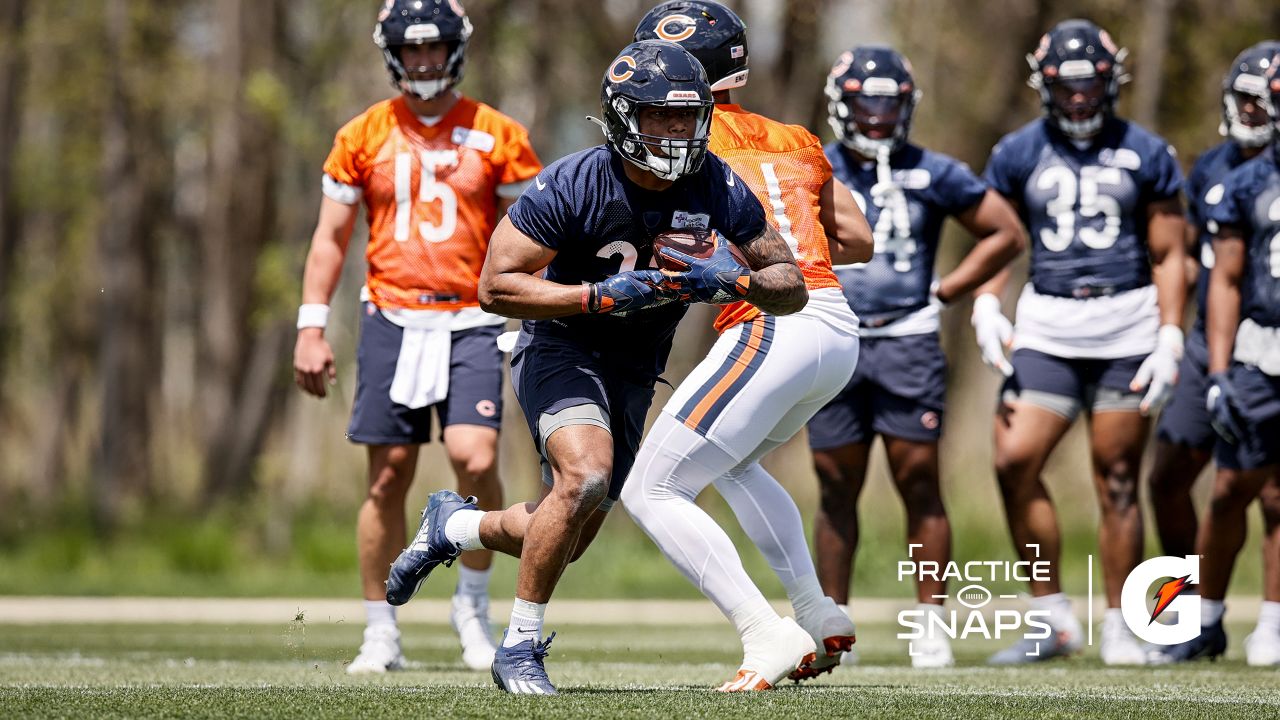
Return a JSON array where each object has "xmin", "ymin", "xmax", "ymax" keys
[
  {"xmin": 633, "ymin": 1, "xmax": 749, "ymax": 92},
  {"xmin": 825, "ymin": 46, "xmax": 921, "ymax": 157},
  {"xmin": 1221, "ymin": 40, "xmax": 1280, "ymax": 147},
  {"xmin": 1027, "ymin": 19, "xmax": 1129, "ymax": 139},
  {"xmin": 373, "ymin": 0, "xmax": 472, "ymax": 101},
  {"xmin": 593, "ymin": 40, "xmax": 714, "ymax": 181}
]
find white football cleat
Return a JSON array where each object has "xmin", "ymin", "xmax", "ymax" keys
[
  {"xmin": 790, "ymin": 597, "xmax": 857, "ymax": 681},
  {"xmin": 1100, "ymin": 612, "xmax": 1147, "ymax": 666},
  {"xmin": 1246, "ymin": 631, "xmax": 1280, "ymax": 666},
  {"xmin": 909, "ymin": 632, "xmax": 954, "ymax": 668},
  {"xmin": 451, "ymin": 594, "xmax": 497, "ymax": 671},
  {"xmin": 719, "ymin": 617, "xmax": 816, "ymax": 692},
  {"xmin": 347, "ymin": 624, "xmax": 406, "ymax": 674}
]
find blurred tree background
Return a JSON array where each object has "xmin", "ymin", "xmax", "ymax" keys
[{"xmin": 0, "ymin": 0, "xmax": 1276, "ymax": 598}]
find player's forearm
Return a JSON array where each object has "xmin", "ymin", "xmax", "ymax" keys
[
  {"xmin": 973, "ymin": 265, "xmax": 1013, "ymax": 302},
  {"xmin": 1206, "ymin": 279, "xmax": 1240, "ymax": 374},
  {"xmin": 300, "ymin": 235, "xmax": 347, "ymax": 307},
  {"xmin": 744, "ymin": 263, "xmax": 808, "ymax": 315},
  {"xmin": 938, "ymin": 227, "xmax": 1023, "ymax": 304},
  {"xmin": 478, "ymin": 273, "xmax": 584, "ymax": 319},
  {"xmin": 1152, "ymin": 247, "xmax": 1188, "ymax": 329}
]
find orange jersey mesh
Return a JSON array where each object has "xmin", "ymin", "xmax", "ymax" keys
[
  {"xmin": 324, "ymin": 96, "xmax": 541, "ymax": 310},
  {"xmin": 708, "ymin": 104, "xmax": 841, "ymax": 332}
]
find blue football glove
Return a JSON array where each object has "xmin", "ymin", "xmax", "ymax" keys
[
  {"xmin": 656, "ymin": 232, "xmax": 751, "ymax": 305},
  {"xmin": 585, "ymin": 269, "xmax": 679, "ymax": 315},
  {"xmin": 1205, "ymin": 371, "xmax": 1245, "ymax": 444}
]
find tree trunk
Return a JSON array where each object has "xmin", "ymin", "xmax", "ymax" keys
[
  {"xmin": 199, "ymin": 0, "xmax": 284, "ymax": 501},
  {"xmin": 0, "ymin": 0, "xmax": 28, "ymax": 415},
  {"xmin": 1130, "ymin": 0, "xmax": 1175, "ymax": 129},
  {"xmin": 93, "ymin": 0, "xmax": 172, "ymax": 530}
]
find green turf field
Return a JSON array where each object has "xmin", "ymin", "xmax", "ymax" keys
[{"xmin": 2, "ymin": 618, "xmax": 1277, "ymax": 719}]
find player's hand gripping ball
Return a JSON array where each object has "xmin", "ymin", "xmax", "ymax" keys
[{"xmin": 652, "ymin": 229, "xmax": 751, "ymax": 305}]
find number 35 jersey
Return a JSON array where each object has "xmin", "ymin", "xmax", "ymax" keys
[
  {"xmin": 984, "ymin": 117, "xmax": 1183, "ymax": 298},
  {"xmin": 323, "ymin": 95, "xmax": 542, "ymax": 311},
  {"xmin": 826, "ymin": 143, "xmax": 988, "ymax": 328}
]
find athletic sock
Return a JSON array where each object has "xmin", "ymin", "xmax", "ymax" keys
[
  {"xmin": 364, "ymin": 599, "xmax": 396, "ymax": 629},
  {"xmin": 1201, "ymin": 598, "xmax": 1225, "ymax": 626},
  {"xmin": 444, "ymin": 509, "xmax": 486, "ymax": 551},
  {"xmin": 783, "ymin": 573, "xmax": 826, "ymax": 621},
  {"xmin": 455, "ymin": 566, "xmax": 491, "ymax": 599},
  {"xmin": 728, "ymin": 596, "xmax": 780, "ymax": 641},
  {"xmin": 1255, "ymin": 600, "xmax": 1280, "ymax": 635},
  {"xmin": 1030, "ymin": 592, "xmax": 1075, "ymax": 632},
  {"xmin": 919, "ymin": 602, "xmax": 945, "ymax": 618},
  {"xmin": 503, "ymin": 598, "xmax": 546, "ymax": 648}
]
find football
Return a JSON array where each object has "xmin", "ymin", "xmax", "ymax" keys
[{"xmin": 651, "ymin": 229, "xmax": 748, "ymax": 272}]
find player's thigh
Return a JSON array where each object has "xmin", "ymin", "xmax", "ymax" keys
[
  {"xmin": 348, "ymin": 303, "xmax": 435, "ymax": 445},
  {"xmin": 666, "ymin": 314, "xmax": 858, "ymax": 462},
  {"xmin": 805, "ymin": 356, "xmax": 872, "ymax": 454},
  {"xmin": 995, "ymin": 349, "xmax": 1079, "ymax": 476},
  {"xmin": 883, "ymin": 436, "xmax": 942, "ymax": 502}
]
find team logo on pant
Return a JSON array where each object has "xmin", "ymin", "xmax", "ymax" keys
[
  {"xmin": 475, "ymin": 399, "xmax": 497, "ymax": 418},
  {"xmin": 1120, "ymin": 555, "xmax": 1201, "ymax": 645}
]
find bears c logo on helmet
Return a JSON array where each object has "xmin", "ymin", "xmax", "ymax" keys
[
  {"xmin": 656, "ymin": 14, "xmax": 698, "ymax": 42},
  {"xmin": 609, "ymin": 55, "xmax": 637, "ymax": 83}
]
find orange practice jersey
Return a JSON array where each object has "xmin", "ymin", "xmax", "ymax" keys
[
  {"xmin": 324, "ymin": 96, "xmax": 541, "ymax": 311},
  {"xmin": 708, "ymin": 104, "xmax": 841, "ymax": 332}
]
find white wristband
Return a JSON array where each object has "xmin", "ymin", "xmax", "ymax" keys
[{"xmin": 297, "ymin": 303, "xmax": 330, "ymax": 330}]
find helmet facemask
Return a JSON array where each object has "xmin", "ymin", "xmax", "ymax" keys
[
  {"xmin": 374, "ymin": 18, "xmax": 472, "ymax": 101},
  {"xmin": 604, "ymin": 92, "xmax": 713, "ymax": 181},
  {"xmin": 828, "ymin": 77, "xmax": 918, "ymax": 158},
  {"xmin": 1222, "ymin": 79, "xmax": 1275, "ymax": 148},
  {"xmin": 1043, "ymin": 69, "xmax": 1110, "ymax": 139}
]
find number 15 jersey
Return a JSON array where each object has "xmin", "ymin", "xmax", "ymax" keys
[
  {"xmin": 984, "ymin": 117, "xmax": 1182, "ymax": 299},
  {"xmin": 323, "ymin": 95, "xmax": 542, "ymax": 311}
]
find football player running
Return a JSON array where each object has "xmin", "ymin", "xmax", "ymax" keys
[
  {"xmin": 624, "ymin": 2, "xmax": 873, "ymax": 690},
  {"xmin": 811, "ymin": 46, "xmax": 1023, "ymax": 669},
  {"xmin": 1147, "ymin": 41, "xmax": 1280, "ymax": 667},
  {"xmin": 384, "ymin": 41, "xmax": 803, "ymax": 695},
  {"xmin": 1155, "ymin": 48, "xmax": 1280, "ymax": 666},
  {"xmin": 292, "ymin": 0, "xmax": 541, "ymax": 674},
  {"xmin": 972, "ymin": 19, "xmax": 1187, "ymax": 665}
]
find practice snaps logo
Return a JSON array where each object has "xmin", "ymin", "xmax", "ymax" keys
[
  {"xmin": 896, "ymin": 544, "xmax": 1053, "ymax": 658},
  {"xmin": 1120, "ymin": 555, "xmax": 1201, "ymax": 645}
]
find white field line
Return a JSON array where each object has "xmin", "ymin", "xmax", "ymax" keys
[{"xmin": 0, "ymin": 596, "xmax": 1263, "ymax": 626}]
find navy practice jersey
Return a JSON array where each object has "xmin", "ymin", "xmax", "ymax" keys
[
  {"xmin": 1208, "ymin": 146, "xmax": 1280, "ymax": 328},
  {"xmin": 507, "ymin": 146, "xmax": 767, "ymax": 377},
  {"xmin": 985, "ymin": 118, "xmax": 1183, "ymax": 298},
  {"xmin": 1187, "ymin": 141, "xmax": 1250, "ymax": 334},
  {"xmin": 826, "ymin": 143, "xmax": 988, "ymax": 324}
]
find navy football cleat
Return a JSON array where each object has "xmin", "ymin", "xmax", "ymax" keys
[
  {"xmin": 1151, "ymin": 621, "xmax": 1227, "ymax": 663},
  {"xmin": 491, "ymin": 631, "xmax": 558, "ymax": 695},
  {"xmin": 385, "ymin": 490, "xmax": 477, "ymax": 606}
]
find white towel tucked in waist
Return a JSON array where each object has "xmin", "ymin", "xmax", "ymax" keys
[
  {"xmin": 383, "ymin": 309, "xmax": 455, "ymax": 409},
  {"xmin": 1235, "ymin": 318, "xmax": 1280, "ymax": 376}
]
